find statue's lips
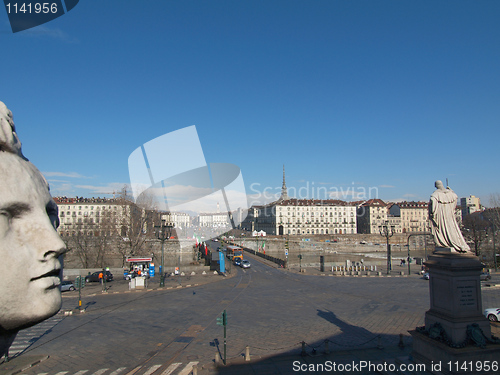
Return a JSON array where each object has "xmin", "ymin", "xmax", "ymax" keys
[{"xmin": 31, "ymin": 269, "xmax": 61, "ymax": 289}]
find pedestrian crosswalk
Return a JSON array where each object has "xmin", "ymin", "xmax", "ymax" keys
[
  {"xmin": 34, "ymin": 362, "xmax": 199, "ymax": 375},
  {"xmin": 8, "ymin": 315, "xmax": 64, "ymax": 357},
  {"xmin": 177, "ymin": 362, "xmax": 199, "ymax": 375}
]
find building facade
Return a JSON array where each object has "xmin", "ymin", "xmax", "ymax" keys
[
  {"xmin": 356, "ymin": 199, "xmax": 388, "ymax": 234},
  {"xmin": 254, "ymin": 199, "xmax": 357, "ymax": 235},
  {"xmin": 195, "ymin": 212, "xmax": 231, "ymax": 228},
  {"xmin": 461, "ymin": 195, "xmax": 482, "ymax": 219},
  {"xmin": 161, "ymin": 211, "xmax": 191, "ymax": 229},
  {"xmin": 54, "ymin": 197, "xmax": 137, "ymax": 237},
  {"xmin": 389, "ymin": 201, "xmax": 430, "ymax": 233}
]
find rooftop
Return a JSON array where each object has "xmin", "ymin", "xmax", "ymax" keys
[
  {"xmin": 275, "ymin": 198, "xmax": 355, "ymax": 206},
  {"xmin": 53, "ymin": 196, "xmax": 122, "ymax": 204}
]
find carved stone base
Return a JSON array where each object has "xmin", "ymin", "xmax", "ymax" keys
[
  {"xmin": 411, "ymin": 330, "xmax": 500, "ymax": 375},
  {"xmin": 411, "ymin": 248, "xmax": 500, "ymax": 373},
  {"xmin": 424, "ymin": 248, "xmax": 491, "ymax": 344}
]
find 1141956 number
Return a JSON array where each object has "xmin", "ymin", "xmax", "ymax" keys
[
  {"xmin": 447, "ymin": 361, "xmax": 498, "ymax": 372},
  {"xmin": 5, "ymin": 2, "xmax": 58, "ymax": 14}
]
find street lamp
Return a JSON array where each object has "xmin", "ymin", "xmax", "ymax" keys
[
  {"xmin": 424, "ymin": 224, "xmax": 431, "ymax": 261},
  {"xmin": 406, "ymin": 234, "xmax": 413, "ymax": 275},
  {"xmin": 379, "ymin": 221, "xmax": 395, "ymax": 275},
  {"xmin": 155, "ymin": 221, "xmax": 173, "ymax": 287}
]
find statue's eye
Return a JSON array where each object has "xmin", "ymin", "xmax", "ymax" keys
[
  {"xmin": 46, "ymin": 202, "xmax": 60, "ymax": 229},
  {"xmin": 0, "ymin": 203, "xmax": 30, "ymax": 220},
  {"xmin": 0, "ymin": 210, "xmax": 11, "ymax": 236}
]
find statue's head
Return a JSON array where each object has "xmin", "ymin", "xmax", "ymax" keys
[
  {"xmin": 0, "ymin": 102, "xmax": 24, "ymax": 158},
  {"xmin": 0, "ymin": 102, "xmax": 66, "ymax": 333},
  {"xmin": 435, "ymin": 180, "xmax": 445, "ymax": 190}
]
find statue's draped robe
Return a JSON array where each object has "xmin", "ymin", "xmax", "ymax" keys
[{"xmin": 429, "ymin": 188, "xmax": 470, "ymax": 252}]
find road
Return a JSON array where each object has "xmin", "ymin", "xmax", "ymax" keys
[{"xmin": 7, "ymin": 245, "xmax": 500, "ymax": 375}]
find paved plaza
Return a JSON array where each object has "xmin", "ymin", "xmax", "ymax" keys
[{"xmin": 1, "ymin": 253, "xmax": 499, "ymax": 375}]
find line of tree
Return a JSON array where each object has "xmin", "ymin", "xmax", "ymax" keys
[{"xmin": 461, "ymin": 193, "xmax": 499, "ymax": 264}]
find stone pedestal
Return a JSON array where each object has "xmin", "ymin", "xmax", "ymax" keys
[{"xmin": 411, "ymin": 248, "xmax": 500, "ymax": 374}]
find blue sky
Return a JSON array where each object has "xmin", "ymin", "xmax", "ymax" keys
[{"xmin": 1, "ymin": 0, "xmax": 499, "ymax": 209}]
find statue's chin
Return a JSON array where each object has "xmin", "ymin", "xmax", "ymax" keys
[{"xmin": 1, "ymin": 289, "xmax": 62, "ymax": 332}]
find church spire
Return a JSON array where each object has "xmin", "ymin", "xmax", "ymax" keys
[{"xmin": 280, "ymin": 164, "xmax": 288, "ymax": 201}]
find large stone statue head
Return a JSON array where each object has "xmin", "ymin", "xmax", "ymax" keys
[
  {"xmin": 435, "ymin": 180, "xmax": 445, "ymax": 190},
  {"xmin": 0, "ymin": 101, "xmax": 66, "ymax": 355}
]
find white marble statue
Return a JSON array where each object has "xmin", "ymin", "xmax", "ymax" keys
[
  {"xmin": 0, "ymin": 101, "xmax": 66, "ymax": 358},
  {"xmin": 429, "ymin": 180, "xmax": 470, "ymax": 252},
  {"xmin": 0, "ymin": 102, "xmax": 24, "ymax": 158}
]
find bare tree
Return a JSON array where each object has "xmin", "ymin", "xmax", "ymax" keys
[
  {"xmin": 462, "ymin": 212, "xmax": 488, "ymax": 256},
  {"xmin": 64, "ymin": 229, "xmax": 94, "ymax": 268},
  {"xmin": 482, "ymin": 194, "xmax": 500, "ymax": 267},
  {"xmin": 486, "ymin": 194, "xmax": 500, "ymax": 227},
  {"xmin": 63, "ymin": 209, "xmax": 116, "ymax": 268},
  {"xmin": 115, "ymin": 187, "xmax": 158, "ymax": 263}
]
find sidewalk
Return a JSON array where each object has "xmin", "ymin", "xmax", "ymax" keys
[
  {"xmin": 198, "ymin": 344, "xmax": 423, "ymax": 374},
  {"xmin": 61, "ymin": 269, "xmax": 236, "ymax": 304},
  {"xmin": 243, "ymin": 251, "xmax": 427, "ymax": 278}
]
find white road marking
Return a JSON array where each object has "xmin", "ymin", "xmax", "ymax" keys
[
  {"xmin": 160, "ymin": 363, "xmax": 181, "ymax": 375},
  {"xmin": 178, "ymin": 362, "xmax": 199, "ymax": 375}
]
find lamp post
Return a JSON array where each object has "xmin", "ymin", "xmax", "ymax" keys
[
  {"xmin": 379, "ymin": 221, "xmax": 395, "ymax": 275},
  {"xmin": 155, "ymin": 221, "xmax": 172, "ymax": 287},
  {"xmin": 424, "ymin": 224, "xmax": 430, "ymax": 261},
  {"xmin": 406, "ymin": 234, "xmax": 413, "ymax": 275}
]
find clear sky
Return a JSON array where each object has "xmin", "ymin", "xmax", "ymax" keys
[{"xmin": 1, "ymin": 0, "xmax": 499, "ymax": 209}]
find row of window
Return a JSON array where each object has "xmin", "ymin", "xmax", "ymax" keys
[
  {"xmin": 59, "ymin": 230, "xmax": 118, "ymax": 237},
  {"xmin": 279, "ymin": 211, "xmax": 354, "ymax": 217},
  {"xmin": 287, "ymin": 228, "xmax": 355, "ymax": 234},
  {"xmin": 58, "ymin": 205, "xmax": 124, "ymax": 211},
  {"xmin": 279, "ymin": 219, "xmax": 354, "ymax": 224},
  {"xmin": 63, "ymin": 217, "xmax": 117, "ymax": 224},
  {"xmin": 60, "ymin": 211, "xmax": 119, "ymax": 217},
  {"xmin": 279, "ymin": 206, "xmax": 354, "ymax": 211}
]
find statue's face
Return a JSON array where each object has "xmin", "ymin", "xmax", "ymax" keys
[{"xmin": 0, "ymin": 153, "xmax": 66, "ymax": 331}]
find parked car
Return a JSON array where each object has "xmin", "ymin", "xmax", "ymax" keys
[
  {"xmin": 240, "ymin": 260, "xmax": 251, "ymax": 269},
  {"xmin": 124, "ymin": 271, "xmax": 137, "ymax": 280},
  {"xmin": 480, "ymin": 272, "xmax": 492, "ymax": 281},
  {"xmin": 484, "ymin": 308, "xmax": 500, "ymax": 322},
  {"xmin": 85, "ymin": 271, "xmax": 113, "ymax": 283},
  {"xmin": 60, "ymin": 280, "xmax": 76, "ymax": 292}
]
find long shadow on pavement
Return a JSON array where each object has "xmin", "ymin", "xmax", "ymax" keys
[{"xmin": 215, "ymin": 310, "xmax": 412, "ymax": 374}]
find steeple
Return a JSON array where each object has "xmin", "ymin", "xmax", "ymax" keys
[{"xmin": 280, "ymin": 165, "xmax": 288, "ymax": 201}]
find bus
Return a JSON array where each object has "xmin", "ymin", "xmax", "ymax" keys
[{"xmin": 226, "ymin": 245, "xmax": 244, "ymax": 261}]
